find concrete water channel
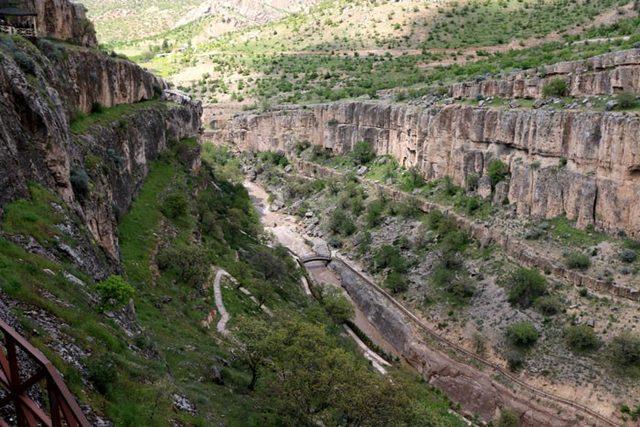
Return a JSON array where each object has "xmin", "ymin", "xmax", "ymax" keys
[{"xmin": 244, "ymin": 179, "xmax": 399, "ymax": 361}]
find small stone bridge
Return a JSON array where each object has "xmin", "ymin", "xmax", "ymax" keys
[{"xmin": 299, "ymin": 254, "xmax": 332, "ymax": 265}]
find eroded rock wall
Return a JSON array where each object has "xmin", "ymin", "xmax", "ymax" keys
[
  {"xmin": 33, "ymin": 0, "xmax": 98, "ymax": 47},
  {"xmin": 212, "ymin": 101, "xmax": 640, "ymax": 237},
  {"xmin": 37, "ymin": 40, "xmax": 165, "ymax": 114},
  {"xmin": 450, "ymin": 48, "xmax": 640, "ymax": 99},
  {"xmin": 0, "ymin": 36, "xmax": 201, "ymax": 278}
]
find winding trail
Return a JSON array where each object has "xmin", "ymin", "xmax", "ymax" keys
[{"xmin": 212, "ymin": 268, "xmax": 231, "ymax": 335}]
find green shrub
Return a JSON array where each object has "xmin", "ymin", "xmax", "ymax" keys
[
  {"xmin": 161, "ymin": 192, "xmax": 188, "ymax": 219},
  {"xmin": 534, "ymin": 295, "xmax": 562, "ymax": 316},
  {"xmin": 497, "ymin": 409, "xmax": 520, "ymax": 427},
  {"xmin": 13, "ymin": 51, "xmax": 36, "ymax": 75},
  {"xmin": 506, "ymin": 350, "xmax": 524, "ymax": 371},
  {"xmin": 507, "ymin": 268, "xmax": 547, "ymax": 308},
  {"xmin": 87, "ymin": 355, "xmax": 117, "ymax": 395},
  {"xmin": 385, "ymin": 271, "xmax": 409, "ymax": 294},
  {"xmin": 565, "ymin": 325, "xmax": 600, "ymax": 353},
  {"xmin": 91, "ymin": 102, "xmax": 104, "ymax": 114},
  {"xmin": 373, "ymin": 245, "xmax": 407, "ymax": 273},
  {"xmin": 506, "ymin": 321, "xmax": 539, "ymax": 348},
  {"xmin": 365, "ymin": 199, "xmax": 386, "ymax": 227},
  {"xmin": 351, "ymin": 140, "xmax": 375, "ymax": 165},
  {"xmin": 619, "ymin": 249, "xmax": 637, "ymax": 263},
  {"xmin": 487, "ymin": 160, "xmax": 509, "ymax": 187},
  {"xmin": 259, "ymin": 151, "xmax": 289, "ymax": 167},
  {"xmin": 565, "ymin": 252, "xmax": 591, "ymax": 270},
  {"xmin": 329, "ymin": 208, "xmax": 356, "ymax": 236},
  {"xmin": 610, "ymin": 332, "xmax": 640, "ymax": 371},
  {"xmin": 394, "ymin": 198, "xmax": 421, "ymax": 218},
  {"xmin": 70, "ymin": 167, "xmax": 90, "ymax": 199},
  {"xmin": 542, "ymin": 78, "xmax": 568, "ymax": 97},
  {"xmin": 95, "ymin": 275, "xmax": 135, "ymax": 309},
  {"xmin": 616, "ymin": 92, "xmax": 638, "ymax": 109}
]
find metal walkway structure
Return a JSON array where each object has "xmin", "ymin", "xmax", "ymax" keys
[{"xmin": 0, "ymin": 319, "xmax": 89, "ymax": 427}]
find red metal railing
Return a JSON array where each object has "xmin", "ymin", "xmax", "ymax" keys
[{"xmin": 0, "ymin": 319, "xmax": 89, "ymax": 427}]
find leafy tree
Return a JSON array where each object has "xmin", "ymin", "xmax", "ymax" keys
[
  {"xmin": 319, "ymin": 288, "xmax": 354, "ymax": 324},
  {"xmin": 156, "ymin": 243, "xmax": 208, "ymax": 286}
]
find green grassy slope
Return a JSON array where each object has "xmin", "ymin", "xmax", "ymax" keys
[{"xmin": 0, "ymin": 140, "xmax": 464, "ymax": 425}]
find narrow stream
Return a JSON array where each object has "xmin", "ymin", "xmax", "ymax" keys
[{"xmin": 244, "ymin": 180, "xmax": 398, "ymax": 358}]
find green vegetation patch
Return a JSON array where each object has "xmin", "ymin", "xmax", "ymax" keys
[{"xmin": 70, "ymin": 100, "xmax": 169, "ymax": 134}]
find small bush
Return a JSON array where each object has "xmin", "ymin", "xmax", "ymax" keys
[
  {"xmin": 565, "ymin": 325, "xmax": 600, "ymax": 353},
  {"xmin": 506, "ymin": 321, "xmax": 539, "ymax": 348},
  {"xmin": 161, "ymin": 192, "xmax": 188, "ymax": 219},
  {"xmin": 95, "ymin": 275, "xmax": 135, "ymax": 309},
  {"xmin": 565, "ymin": 252, "xmax": 591, "ymax": 270},
  {"xmin": 351, "ymin": 140, "xmax": 375, "ymax": 165},
  {"xmin": 365, "ymin": 199, "xmax": 386, "ymax": 227},
  {"xmin": 610, "ymin": 332, "xmax": 640, "ymax": 370},
  {"xmin": 87, "ymin": 355, "xmax": 117, "ymax": 395},
  {"xmin": 91, "ymin": 102, "xmax": 104, "ymax": 114},
  {"xmin": 619, "ymin": 249, "xmax": 637, "ymax": 263},
  {"xmin": 487, "ymin": 160, "xmax": 509, "ymax": 188},
  {"xmin": 70, "ymin": 167, "xmax": 90, "ymax": 199},
  {"xmin": 506, "ymin": 350, "xmax": 525, "ymax": 371},
  {"xmin": 542, "ymin": 78, "xmax": 568, "ymax": 97},
  {"xmin": 385, "ymin": 271, "xmax": 409, "ymax": 294},
  {"xmin": 329, "ymin": 208, "xmax": 356, "ymax": 236},
  {"xmin": 373, "ymin": 245, "xmax": 407, "ymax": 273},
  {"xmin": 13, "ymin": 51, "xmax": 36, "ymax": 75},
  {"xmin": 616, "ymin": 92, "xmax": 638, "ymax": 109},
  {"xmin": 507, "ymin": 268, "xmax": 547, "ymax": 308},
  {"xmin": 534, "ymin": 295, "xmax": 562, "ymax": 316}
]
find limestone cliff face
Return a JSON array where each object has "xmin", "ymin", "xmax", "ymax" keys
[
  {"xmin": 33, "ymin": 0, "xmax": 98, "ymax": 47},
  {"xmin": 38, "ymin": 41, "xmax": 166, "ymax": 115},
  {"xmin": 212, "ymin": 101, "xmax": 640, "ymax": 237},
  {"xmin": 0, "ymin": 37, "xmax": 201, "ymax": 278},
  {"xmin": 450, "ymin": 48, "xmax": 640, "ymax": 99}
]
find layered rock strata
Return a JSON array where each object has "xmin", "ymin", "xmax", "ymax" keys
[
  {"xmin": 0, "ymin": 34, "xmax": 201, "ymax": 278},
  {"xmin": 33, "ymin": 0, "xmax": 98, "ymax": 47},
  {"xmin": 450, "ymin": 48, "xmax": 640, "ymax": 99},
  {"xmin": 292, "ymin": 159, "xmax": 639, "ymax": 301},
  {"xmin": 211, "ymin": 101, "xmax": 640, "ymax": 238}
]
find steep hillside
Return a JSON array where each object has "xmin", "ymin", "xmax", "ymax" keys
[
  {"xmin": 83, "ymin": 0, "xmax": 320, "ymax": 43},
  {"xmin": 111, "ymin": 0, "xmax": 639, "ymax": 110}
]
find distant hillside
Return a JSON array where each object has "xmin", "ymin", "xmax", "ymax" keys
[{"xmin": 82, "ymin": 0, "xmax": 320, "ymax": 43}]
